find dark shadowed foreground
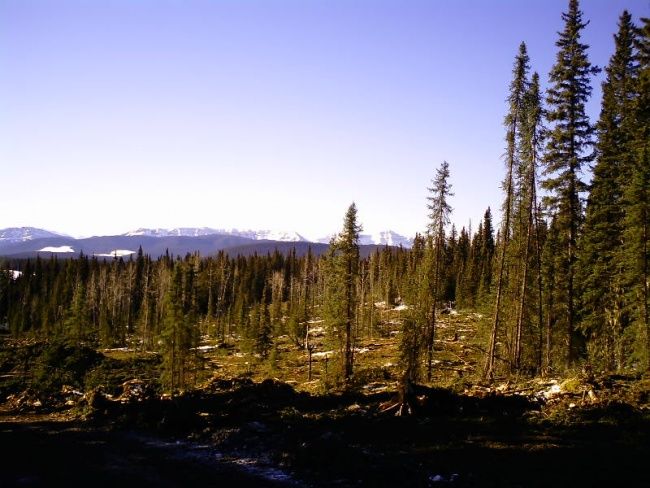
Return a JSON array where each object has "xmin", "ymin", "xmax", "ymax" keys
[
  {"xmin": 0, "ymin": 418, "xmax": 289, "ymax": 487},
  {"xmin": 2, "ymin": 378, "xmax": 650, "ymax": 488}
]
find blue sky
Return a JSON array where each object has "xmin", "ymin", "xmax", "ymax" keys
[{"xmin": 0, "ymin": 0, "xmax": 647, "ymax": 239}]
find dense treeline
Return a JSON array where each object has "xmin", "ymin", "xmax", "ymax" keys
[
  {"xmin": 0, "ymin": 213, "xmax": 495, "ymax": 387},
  {"xmin": 1, "ymin": 0, "xmax": 648, "ymax": 388}
]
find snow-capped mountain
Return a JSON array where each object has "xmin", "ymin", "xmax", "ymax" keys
[
  {"xmin": 317, "ymin": 230, "xmax": 413, "ymax": 248},
  {"xmin": 0, "ymin": 226, "xmax": 412, "ymax": 258},
  {"xmin": 362, "ymin": 231, "xmax": 413, "ymax": 248},
  {"xmin": 125, "ymin": 227, "xmax": 222, "ymax": 238},
  {"xmin": 124, "ymin": 227, "xmax": 308, "ymax": 242},
  {"xmin": 0, "ymin": 227, "xmax": 65, "ymax": 243}
]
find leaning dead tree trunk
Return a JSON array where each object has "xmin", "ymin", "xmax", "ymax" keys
[
  {"xmin": 533, "ymin": 198, "xmax": 545, "ymax": 375},
  {"xmin": 484, "ymin": 157, "xmax": 514, "ymax": 380},
  {"xmin": 513, "ymin": 210, "xmax": 532, "ymax": 372},
  {"xmin": 513, "ymin": 147, "xmax": 540, "ymax": 372}
]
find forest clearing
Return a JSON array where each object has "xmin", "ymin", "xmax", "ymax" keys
[{"xmin": 1, "ymin": 308, "xmax": 650, "ymax": 486}]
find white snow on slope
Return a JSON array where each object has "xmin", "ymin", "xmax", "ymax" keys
[
  {"xmin": 0, "ymin": 227, "xmax": 65, "ymax": 243},
  {"xmin": 94, "ymin": 249, "xmax": 137, "ymax": 257},
  {"xmin": 39, "ymin": 245, "xmax": 74, "ymax": 253},
  {"xmin": 125, "ymin": 227, "xmax": 221, "ymax": 237},
  {"xmin": 252, "ymin": 230, "xmax": 307, "ymax": 242}
]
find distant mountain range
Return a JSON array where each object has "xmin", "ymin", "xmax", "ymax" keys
[
  {"xmin": 125, "ymin": 227, "xmax": 413, "ymax": 247},
  {"xmin": 124, "ymin": 227, "xmax": 309, "ymax": 242},
  {"xmin": 0, "ymin": 226, "xmax": 413, "ymax": 259}
]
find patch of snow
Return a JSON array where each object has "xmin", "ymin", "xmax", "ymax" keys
[
  {"xmin": 542, "ymin": 383, "xmax": 562, "ymax": 399},
  {"xmin": 394, "ymin": 304, "xmax": 409, "ymax": 311},
  {"xmin": 94, "ymin": 249, "xmax": 136, "ymax": 257},
  {"xmin": 312, "ymin": 351, "xmax": 334, "ymax": 359},
  {"xmin": 9, "ymin": 270, "xmax": 22, "ymax": 279},
  {"xmin": 39, "ymin": 245, "xmax": 74, "ymax": 253}
]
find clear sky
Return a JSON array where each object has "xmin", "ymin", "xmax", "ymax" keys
[{"xmin": 0, "ymin": 0, "xmax": 647, "ymax": 239}]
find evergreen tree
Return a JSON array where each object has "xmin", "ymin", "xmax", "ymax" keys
[
  {"xmin": 160, "ymin": 263, "xmax": 199, "ymax": 395},
  {"xmin": 425, "ymin": 161, "xmax": 453, "ymax": 380},
  {"xmin": 622, "ymin": 16, "xmax": 650, "ymax": 369},
  {"xmin": 541, "ymin": 216, "xmax": 563, "ymax": 372},
  {"xmin": 485, "ymin": 43, "xmax": 530, "ymax": 379},
  {"xmin": 579, "ymin": 11, "xmax": 638, "ymax": 370},
  {"xmin": 399, "ymin": 234, "xmax": 427, "ymax": 385},
  {"xmin": 324, "ymin": 203, "xmax": 362, "ymax": 382},
  {"xmin": 256, "ymin": 287, "xmax": 273, "ymax": 359},
  {"xmin": 512, "ymin": 71, "xmax": 545, "ymax": 373},
  {"xmin": 542, "ymin": 0, "xmax": 599, "ymax": 368},
  {"xmin": 478, "ymin": 207, "xmax": 496, "ymax": 301}
]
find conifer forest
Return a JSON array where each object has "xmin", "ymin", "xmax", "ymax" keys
[{"xmin": 1, "ymin": 1, "xmax": 650, "ymax": 486}]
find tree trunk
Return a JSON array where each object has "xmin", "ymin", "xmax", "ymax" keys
[{"xmin": 484, "ymin": 169, "xmax": 514, "ymax": 379}]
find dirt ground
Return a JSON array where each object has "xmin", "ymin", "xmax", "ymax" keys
[
  {"xmin": 0, "ymin": 417, "xmax": 290, "ymax": 487},
  {"xmin": 2, "ymin": 380, "xmax": 650, "ymax": 488}
]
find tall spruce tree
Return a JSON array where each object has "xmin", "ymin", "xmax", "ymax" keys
[
  {"xmin": 485, "ymin": 43, "xmax": 530, "ymax": 379},
  {"xmin": 324, "ymin": 203, "xmax": 362, "ymax": 382},
  {"xmin": 425, "ymin": 161, "xmax": 453, "ymax": 380},
  {"xmin": 622, "ymin": 16, "xmax": 650, "ymax": 369},
  {"xmin": 478, "ymin": 207, "xmax": 496, "ymax": 300},
  {"xmin": 579, "ymin": 11, "xmax": 638, "ymax": 370},
  {"xmin": 512, "ymin": 71, "xmax": 545, "ymax": 372},
  {"xmin": 542, "ymin": 0, "xmax": 599, "ymax": 369}
]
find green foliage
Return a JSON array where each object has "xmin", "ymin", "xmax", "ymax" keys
[
  {"xmin": 424, "ymin": 161, "xmax": 454, "ymax": 380},
  {"xmin": 399, "ymin": 317, "xmax": 422, "ymax": 384},
  {"xmin": 32, "ymin": 340, "xmax": 103, "ymax": 394},
  {"xmin": 323, "ymin": 203, "xmax": 362, "ymax": 382},
  {"xmin": 256, "ymin": 295, "xmax": 273, "ymax": 359},
  {"xmin": 84, "ymin": 355, "xmax": 161, "ymax": 396},
  {"xmin": 578, "ymin": 11, "xmax": 639, "ymax": 372},
  {"xmin": 543, "ymin": 0, "xmax": 600, "ymax": 369}
]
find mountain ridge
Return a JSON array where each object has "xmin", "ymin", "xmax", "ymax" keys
[{"xmin": 0, "ymin": 227, "xmax": 413, "ymax": 248}]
